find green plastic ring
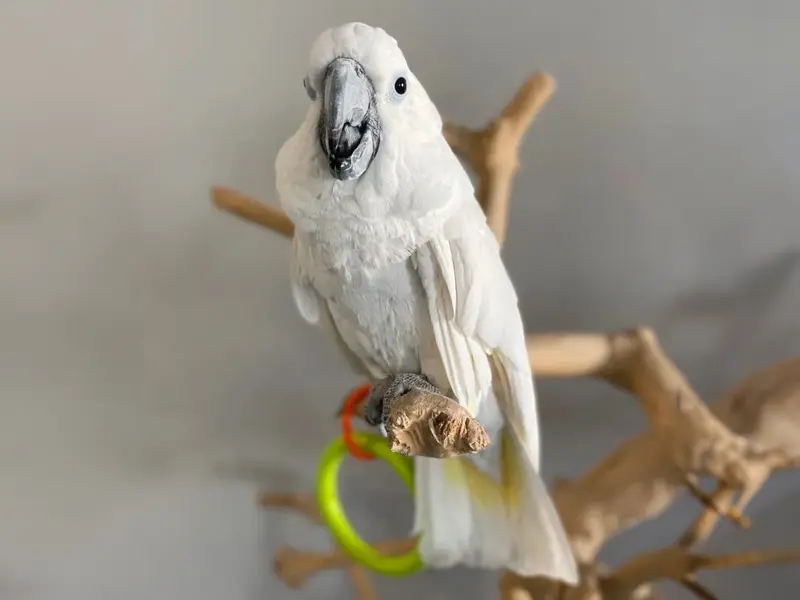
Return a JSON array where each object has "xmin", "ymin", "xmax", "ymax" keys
[{"xmin": 315, "ymin": 432, "xmax": 423, "ymax": 576}]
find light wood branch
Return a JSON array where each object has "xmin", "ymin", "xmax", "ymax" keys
[
  {"xmin": 500, "ymin": 545, "xmax": 800, "ymax": 600},
  {"xmin": 530, "ymin": 327, "xmax": 797, "ymax": 556},
  {"xmin": 258, "ymin": 491, "xmax": 320, "ymax": 523},
  {"xmin": 258, "ymin": 492, "xmax": 379, "ymax": 600},
  {"xmin": 678, "ymin": 356, "xmax": 800, "ymax": 548},
  {"xmin": 384, "ymin": 388, "xmax": 490, "ymax": 457},
  {"xmin": 600, "ymin": 546, "xmax": 800, "ymax": 600},
  {"xmin": 273, "ymin": 539, "xmax": 417, "ymax": 588},
  {"xmin": 551, "ymin": 431, "xmax": 682, "ymax": 563},
  {"xmin": 443, "ymin": 72, "xmax": 555, "ymax": 245},
  {"xmin": 210, "ymin": 186, "xmax": 294, "ymax": 237}
]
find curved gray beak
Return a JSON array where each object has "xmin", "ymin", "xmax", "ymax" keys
[{"xmin": 319, "ymin": 57, "xmax": 380, "ymax": 181}]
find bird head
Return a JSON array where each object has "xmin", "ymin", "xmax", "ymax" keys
[{"xmin": 299, "ymin": 22, "xmax": 442, "ymax": 182}]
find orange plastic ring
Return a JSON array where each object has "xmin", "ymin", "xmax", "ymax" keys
[{"xmin": 340, "ymin": 384, "xmax": 374, "ymax": 460}]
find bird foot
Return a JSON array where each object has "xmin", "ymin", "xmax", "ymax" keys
[{"xmin": 364, "ymin": 372, "xmax": 441, "ymax": 428}]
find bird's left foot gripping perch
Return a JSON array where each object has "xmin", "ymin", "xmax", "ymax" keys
[
  {"xmin": 363, "ymin": 373, "xmax": 440, "ymax": 428},
  {"xmin": 361, "ymin": 373, "xmax": 491, "ymax": 459}
]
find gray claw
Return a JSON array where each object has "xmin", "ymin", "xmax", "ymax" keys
[{"xmin": 364, "ymin": 373, "xmax": 440, "ymax": 428}]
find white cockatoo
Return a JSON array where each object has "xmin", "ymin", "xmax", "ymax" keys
[{"xmin": 275, "ymin": 22, "xmax": 578, "ymax": 582}]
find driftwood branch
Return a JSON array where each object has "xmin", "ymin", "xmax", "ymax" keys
[
  {"xmin": 211, "ymin": 186, "xmax": 294, "ymax": 237},
  {"xmin": 498, "ymin": 545, "xmax": 800, "ymax": 600},
  {"xmin": 215, "ymin": 70, "xmax": 800, "ymax": 600},
  {"xmin": 443, "ymin": 72, "xmax": 555, "ymax": 245},
  {"xmin": 258, "ymin": 492, "xmax": 379, "ymax": 600},
  {"xmin": 601, "ymin": 546, "xmax": 800, "ymax": 600},
  {"xmin": 534, "ymin": 327, "xmax": 796, "ymax": 562},
  {"xmin": 384, "ymin": 388, "xmax": 490, "ymax": 458}
]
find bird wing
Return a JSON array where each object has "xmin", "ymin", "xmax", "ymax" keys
[{"xmin": 410, "ymin": 141, "xmax": 540, "ymax": 466}]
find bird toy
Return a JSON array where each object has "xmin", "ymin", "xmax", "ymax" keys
[{"xmin": 315, "ymin": 383, "xmax": 423, "ymax": 576}]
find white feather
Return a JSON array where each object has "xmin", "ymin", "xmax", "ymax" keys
[{"xmin": 289, "ymin": 234, "xmax": 321, "ymax": 325}]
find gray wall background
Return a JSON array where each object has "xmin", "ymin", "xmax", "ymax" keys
[{"xmin": 1, "ymin": 1, "xmax": 798, "ymax": 598}]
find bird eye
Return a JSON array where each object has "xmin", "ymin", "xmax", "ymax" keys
[
  {"xmin": 393, "ymin": 77, "xmax": 407, "ymax": 95},
  {"xmin": 303, "ymin": 76, "xmax": 316, "ymax": 101}
]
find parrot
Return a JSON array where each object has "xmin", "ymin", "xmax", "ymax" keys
[{"xmin": 275, "ymin": 22, "xmax": 578, "ymax": 583}]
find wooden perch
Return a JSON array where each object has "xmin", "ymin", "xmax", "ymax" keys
[
  {"xmin": 678, "ymin": 356, "xmax": 800, "ymax": 548},
  {"xmin": 443, "ymin": 72, "xmax": 555, "ymax": 245},
  {"xmin": 534, "ymin": 327, "xmax": 794, "ymax": 551},
  {"xmin": 526, "ymin": 331, "xmax": 800, "ymax": 557},
  {"xmin": 258, "ymin": 492, "xmax": 379, "ymax": 600},
  {"xmin": 274, "ymin": 537, "xmax": 416, "ymax": 589},
  {"xmin": 214, "ymin": 70, "xmax": 800, "ymax": 600},
  {"xmin": 337, "ymin": 387, "xmax": 490, "ymax": 458},
  {"xmin": 210, "ymin": 185, "xmax": 294, "ymax": 237},
  {"xmin": 601, "ymin": 546, "xmax": 800, "ymax": 600},
  {"xmin": 384, "ymin": 388, "xmax": 490, "ymax": 458},
  {"xmin": 502, "ymin": 545, "xmax": 800, "ymax": 600}
]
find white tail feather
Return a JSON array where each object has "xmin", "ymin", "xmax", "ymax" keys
[
  {"xmin": 413, "ymin": 439, "xmax": 578, "ymax": 582},
  {"xmin": 413, "ymin": 237, "xmax": 577, "ymax": 582}
]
